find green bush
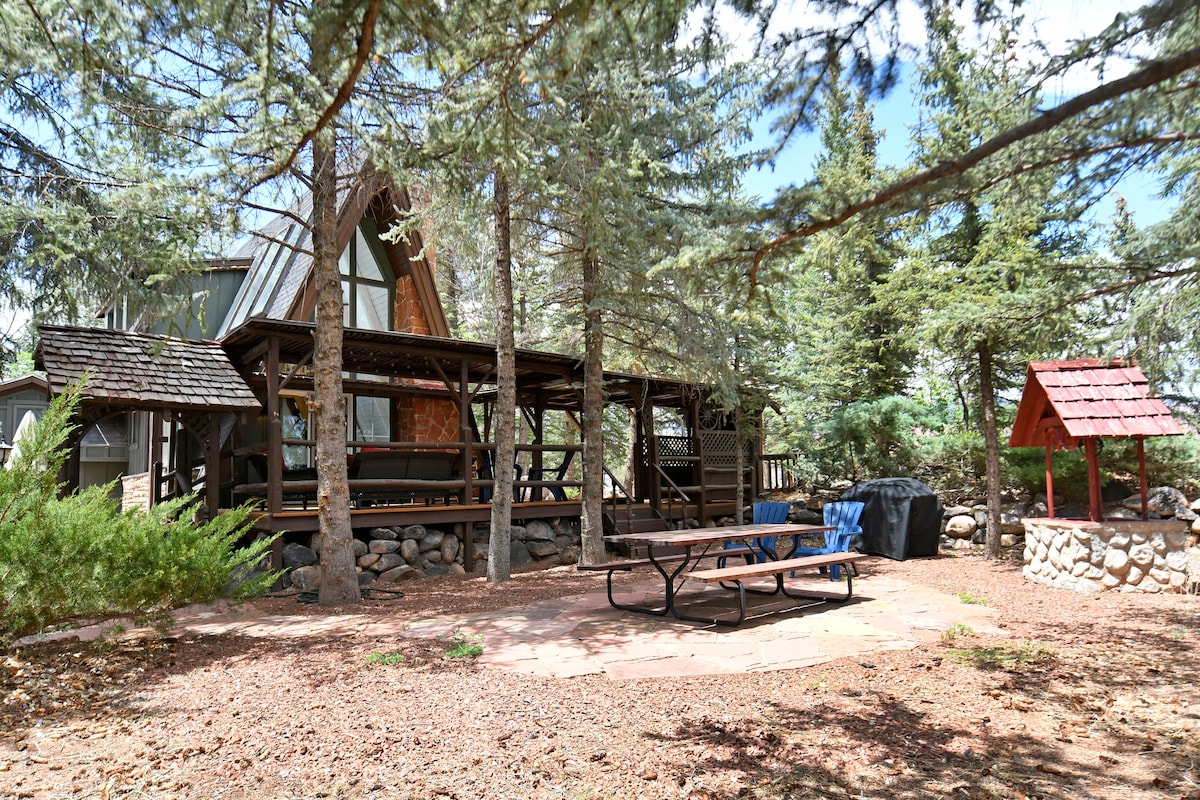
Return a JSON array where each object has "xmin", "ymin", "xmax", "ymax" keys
[
  {"xmin": 914, "ymin": 428, "xmax": 986, "ymax": 492},
  {"xmin": 814, "ymin": 396, "xmax": 930, "ymax": 480},
  {"xmin": 0, "ymin": 383, "xmax": 276, "ymax": 644}
]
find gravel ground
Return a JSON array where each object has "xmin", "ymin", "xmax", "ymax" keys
[{"xmin": 2, "ymin": 549, "xmax": 1198, "ymax": 800}]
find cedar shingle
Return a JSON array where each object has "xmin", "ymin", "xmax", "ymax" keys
[
  {"xmin": 35, "ymin": 325, "xmax": 260, "ymax": 412},
  {"xmin": 1010, "ymin": 359, "xmax": 1184, "ymax": 447}
]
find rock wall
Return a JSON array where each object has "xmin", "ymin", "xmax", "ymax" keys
[
  {"xmin": 121, "ymin": 471, "xmax": 152, "ymax": 512},
  {"xmin": 1022, "ymin": 518, "xmax": 1199, "ymax": 594},
  {"xmin": 284, "ymin": 517, "xmax": 581, "ymax": 591}
]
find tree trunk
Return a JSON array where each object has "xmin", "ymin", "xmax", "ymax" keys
[
  {"xmin": 579, "ymin": 245, "xmax": 606, "ymax": 565},
  {"xmin": 312, "ymin": 132, "xmax": 360, "ymax": 605},
  {"xmin": 488, "ymin": 169, "xmax": 515, "ymax": 582},
  {"xmin": 977, "ymin": 342, "xmax": 1003, "ymax": 560}
]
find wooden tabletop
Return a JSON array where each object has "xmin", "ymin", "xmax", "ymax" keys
[{"xmin": 607, "ymin": 522, "xmax": 835, "ymax": 548}]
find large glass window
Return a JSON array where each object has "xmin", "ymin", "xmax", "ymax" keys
[
  {"xmin": 338, "ymin": 219, "xmax": 394, "ymax": 331},
  {"xmin": 353, "ymin": 396, "xmax": 392, "ymax": 443}
]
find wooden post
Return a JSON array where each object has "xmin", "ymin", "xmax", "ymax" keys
[
  {"xmin": 1044, "ymin": 442, "xmax": 1055, "ymax": 519},
  {"xmin": 204, "ymin": 414, "xmax": 221, "ymax": 522},
  {"xmin": 266, "ymin": 337, "xmax": 283, "ymax": 570},
  {"xmin": 1137, "ymin": 436, "xmax": 1149, "ymax": 521},
  {"xmin": 459, "ymin": 359, "xmax": 474, "ymax": 573},
  {"xmin": 1084, "ymin": 438, "xmax": 1103, "ymax": 522}
]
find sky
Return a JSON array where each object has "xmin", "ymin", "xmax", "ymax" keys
[{"xmin": 738, "ymin": 0, "xmax": 1170, "ymax": 228}]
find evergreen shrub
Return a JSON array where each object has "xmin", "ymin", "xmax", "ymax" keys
[{"xmin": 0, "ymin": 383, "xmax": 275, "ymax": 644}]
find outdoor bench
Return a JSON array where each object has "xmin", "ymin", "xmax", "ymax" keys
[
  {"xmin": 350, "ymin": 451, "xmax": 461, "ymax": 507},
  {"xmin": 578, "ymin": 546, "xmax": 757, "ymax": 611},
  {"xmin": 683, "ymin": 552, "xmax": 871, "ymax": 626}
]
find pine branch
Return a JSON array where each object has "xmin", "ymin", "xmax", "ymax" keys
[
  {"xmin": 243, "ymin": 0, "xmax": 381, "ymax": 194},
  {"xmin": 749, "ymin": 43, "xmax": 1200, "ymax": 294}
]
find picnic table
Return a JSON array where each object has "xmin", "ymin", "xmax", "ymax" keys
[{"xmin": 584, "ymin": 523, "xmax": 869, "ymax": 626}]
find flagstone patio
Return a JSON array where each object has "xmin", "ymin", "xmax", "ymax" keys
[{"xmin": 156, "ymin": 572, "xmax": 1000, "ymax": 680}]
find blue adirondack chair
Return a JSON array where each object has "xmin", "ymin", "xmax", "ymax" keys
[
  {"xmin": 792, "ymin": 500, "xmax": 864, "ymax": 580},
  {"xmin": 720, "ymin": 500, "xmax": 790, "ymax": 566},
  {"xmin": 524, "ymin": 451, "xmax": 575, "ymax": 501}
]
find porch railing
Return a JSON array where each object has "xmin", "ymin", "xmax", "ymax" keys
[
  {"xmin": 231, "ymin": 440, "xmax": 583, "ymax": 508},
  {"xmin": 761, "ymin": 452, "xmax": 799, "ymax": 492}
]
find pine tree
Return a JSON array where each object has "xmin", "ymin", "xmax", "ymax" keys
[{"xmin": 898, "ymin": 8, "xmax": 1095, "ymax": 557}]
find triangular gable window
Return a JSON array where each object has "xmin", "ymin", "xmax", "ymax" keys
[{"xmin": 338, "ymin": 217, "xmax": 394, "ymax": 331}]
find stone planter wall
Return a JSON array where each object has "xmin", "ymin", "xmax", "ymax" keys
[
  {"xmin": 1022, "ymin": 518, "xmax": 1199, "ymax": 594},
  {"xmin": 284, "ymin": 517, "xmax": 581, "ymax": 591}
]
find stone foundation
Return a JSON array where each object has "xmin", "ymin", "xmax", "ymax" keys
[
  {"xmin": 285, "ymin": 517, "xmax": 582, "ymax": 591},
  {"xmin": 1023, "ymin": 517, "xmax": 1199, "ymax": 594},
  {"xmin": 121, "ymin": 471, "xmax": 152, "ymax": 512}
]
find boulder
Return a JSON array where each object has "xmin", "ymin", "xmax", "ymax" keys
[
  {"xmin": 440, "ymin": 536, "xmax": 459, "ymax": 564},
  {"xmin": 377, "ymin": 565, "xmax": 418, "ymax": 583},
  {"xmin": 373, "ymin": 553, "xmax": 406, "ymax": 572},
  {"xmin": 401, "ymin": 538, "xmax": 420, "ymax": 563},
  {"xmin": 527, "ymin": 540, "xmax": 559, "ymax": 558},
  {"xmin": 1124, "ymin": 486, "xmax": 1189, "ymax": 516},
  {"xmin": 525, "ymin": 520, "xmax": 555, "ymax": 541},
  {"xmin": 368, "ymin": 539, "xmax": 401, "ymax": 554},
  {"xmin": 1103, "ymin": 548, "xmax": 1130, "ymax": 578},
  {"xmin": 282, "ymin": 542, "xmax": 318, "ymax": 569},
  {"xmin": 510, "ymin": 541, "xmax": 533, "ymax": 570},
  {"xmin": 945, "ymin": 515, "xmax": 977, "ymax": 539},
  {"xmin": 289, "ymin": 565, "xmax": 321, "ymax": 591},
  {"xmin": 352, "ymin": 538, "xmax": 369, "ymax": 558},
  {"xmin": 419, "ymin": 529, "xmax": 445, "ymax": 552},
  {"xmin": 369, "ymin": 527, "xmax": 398, "ymax": 540}
]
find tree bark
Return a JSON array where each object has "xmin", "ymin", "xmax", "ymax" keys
[
  {"xmin": 977, "ymin": 342, "xmax": 1003, "ymax": 560},
  {"xmin": 312, "ymin": 132, "xmax": 360, "ymax": 605},
  {"xmin": 579, "ymin": 244, "xmax": 606, "ymax": 565},
  {"xmin": 488, "ymin": 169, "xmax": 515, "ymax": 582}
]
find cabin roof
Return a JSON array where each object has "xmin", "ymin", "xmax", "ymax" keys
[
  {"xmin": 220, "ymin": 317, "xmax": 708, "ymax": 410},
  {"xmin": 1008, "ymin": 358, "xmax": 1184, "ymax": 448},
  {"xmin": 36, "ymin": 325, "xmax": 260, "ymax": 412},
  {"xmin": 0, "ymin": 374, "xmax": 49, "ymax": 397},
  {"xmin": 215, "ymin": 166, "xmax": 447, "ymax": 338}
]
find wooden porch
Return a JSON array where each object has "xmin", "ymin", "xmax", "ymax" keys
[{"xmin": 38, "ymin": 319, "xmax": 794, "ymax": 572}]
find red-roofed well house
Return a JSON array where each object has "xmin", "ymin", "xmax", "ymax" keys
[{"xmin": 1009, "ymin": 359, "xmax": 1196, "ymax": 593}]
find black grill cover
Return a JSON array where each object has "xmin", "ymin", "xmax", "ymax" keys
[{"xmin": 840, "ymin": 477, "xmax": 943, "ymax": 560}]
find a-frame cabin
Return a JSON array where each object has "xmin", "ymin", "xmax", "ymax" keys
[{"xmin": 35, "ymin": 168, "xmax": 779, "ymax": 571}]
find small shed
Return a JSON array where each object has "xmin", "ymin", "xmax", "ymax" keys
[{"xmin": 1008, "ymin": 358, "xmax": 1185, "ymax": 521}]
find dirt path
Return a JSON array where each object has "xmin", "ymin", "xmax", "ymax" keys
[{"xmin": 2, "ymin": 551, "xmax": 1197, "ymax": 799}]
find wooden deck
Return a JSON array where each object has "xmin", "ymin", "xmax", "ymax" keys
[{"xmin": 247, "ymin": 499, "xmax": 583, "ymax": 533}]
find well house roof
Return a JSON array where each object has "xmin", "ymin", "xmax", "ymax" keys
[{"xmin": 1008, "ymin": 358, "xmax": 1185, "ymax": 448}]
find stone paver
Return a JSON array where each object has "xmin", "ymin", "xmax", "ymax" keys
[{"xmin": 38, "ymin": 572, "xmax": 997, "ymax": 681}]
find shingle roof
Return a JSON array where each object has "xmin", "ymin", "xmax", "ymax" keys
[
  {"xmin": 1008, "ymin": 359, "xmax": 1184, "ymax": 448},
  {"xmin": 35, "ymin": 325, "xmax": 260, "ymax": 412}
]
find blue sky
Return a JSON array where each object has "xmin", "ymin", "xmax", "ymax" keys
[{"xmin": 735, "ymin": 0, "xmax": 1170, "ymax": 228}]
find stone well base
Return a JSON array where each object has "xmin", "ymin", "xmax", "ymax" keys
[{"xmin": 1023, "ymin": 517, "xmax": 1199, "ymax": 594}]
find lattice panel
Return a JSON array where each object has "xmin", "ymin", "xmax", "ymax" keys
[
  {"xmin": 700, "ymin": 431, "xmax": 738, "ymax": 466},
  {"xmin": 656, "ymin": 435, "xmax": 694, "ymax": 458}
]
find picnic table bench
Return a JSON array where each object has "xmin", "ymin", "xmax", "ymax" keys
[
  {"xmin": 578, "ymin": 545, "xmax": 757, "ymax": 613},
  {"xmin": 582, "ymin": 523, "xmax": 867, "ymax": 626},
  {"xmin": 684, "ymin": 551, "xmax": 871, "ymax": 626}
]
